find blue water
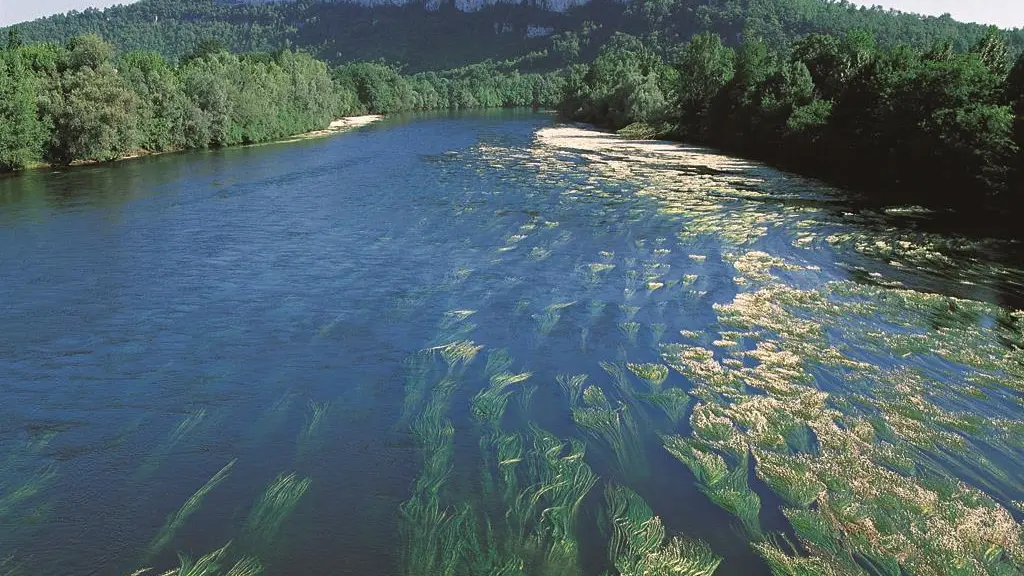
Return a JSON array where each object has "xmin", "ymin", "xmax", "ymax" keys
[{"xmin": 1, "ymin": 111, "xmax": 1021, "ymax": 575}]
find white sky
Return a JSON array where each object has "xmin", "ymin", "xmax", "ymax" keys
[
  {"xmin": 2, "ymin": 0, "xmax": 1023, "ymax": 28},
  {"xmin": 1, "ymin": 0, "xmax": 132, "ymax": 27},
  {"xmin": 856, "ymin": 1, "xmax": 1023, "ymax": 29}
]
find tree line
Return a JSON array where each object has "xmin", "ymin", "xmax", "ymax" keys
[
  {"xmin": 0, "ymin": 33, "xmax": 563, "ymax": 172},
  {"xmin": 558, "ymin": 29, "xmax": 1024, "ymax": 214},
  {"xmin": 5, "ymin": 0, "xmax": 1021, "ymax": 73}
]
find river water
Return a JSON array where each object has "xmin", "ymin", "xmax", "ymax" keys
[{"xmin": 0, "ymin": 111, "xmax": 1021, "ymax": 576}]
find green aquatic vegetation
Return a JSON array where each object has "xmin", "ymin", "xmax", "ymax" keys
[
  {"xmin": 131, "ymin": 410, "xmax": 212, "ymax": 482},
  {"xmin": 297, "ymin": 401, "xmax": 330, "ymax": 458},
  {"xmin": 533, "ymin": 310, "xmax": 562, "ymax": 336},
  {"xmin": 148, "ymin": 460, "xmax": 237, "ymax": 557},
  {"xmin": 621, "ymin": 305, "xmax": 642, "ymax": 321},
  {"xmin": 636, "ymin": 388, "xmax": 692, "ymax": 426},
  {"xmin": 663, "ymin": 436, "xmax": 728, "ymax": 488},
  {"xmin": 753, "ymin": 452, "xmax": 823, "ymax": 509},
  {"xmin": 434, "ymin": 340, "xmax": 484, "ymax": 371},
  {"xmin": 627, "ymin": 363, "xmax": 669, "ymax": 392},
  {"xmin": 0, "ymin": 464, "xmax": 56, "ymax": 521},
  {"xmin": 529, "ymin": 247, "xmax": 552, "ymax": 261},
  {"xmin": 473, "ymin": 386, "xmax": 513, "ymax": 429},
  {"xmin": 604, "ymin": 485, "xmax": 721, "ymax": 576},
  {"xmin": 558, "ymin": 374, "xmax": 588, "ymax": 407},
  {"xmin": 135, "ymin": 542, "xmax": 262, "ymax": 576},
  {"xmin": 473, "ymin": 370, "xmax": 532, "ymax": 428},
  {"xmin": 486, "ymin": 349, "xmax": 513, "ymax": 379},
  {"xmin": 242, "ymin": 473, "xmax": 311, "ymax": 546},
  {"xmin": 170, "ymin": 410, "xmax": 208, "ymax": 445},
  {"xmin": 513, "ymin": 428, "xmax": 598, "ymax": 570},
  {"xmin": 662, "ymin": 435, "xmax": 760, "ymax": 537},
  {"xmin": 619, "ymin": 322, "xmax": 641, "ymax": 345},
  {"xmin": 602, "ymin": 361, "xmax": 634, "ymax": 396},
  {"xmin": 515, "ymin": 385, "xmax": 537, "ymax": 414},
  {"xmin": 400, "ymin": 351, "xmax": 435, "ymax": 426},
  {"xmin": 651, "ymin": 324, "xmax": 668, "ymax": 346},
  {"xmin": 753, "ymin": 538, "xmax": 861, "ymax": 576},
  {"xmin": 573, "ymin": 393, "xmax": 646, "ymax": 477}
]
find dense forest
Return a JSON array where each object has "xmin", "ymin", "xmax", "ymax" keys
[
  {"xmin": 558, "ymin": 28, "xmax": 1024, "ymax": 214},
  {"xmin": 0, "ymin": 31, "xmax": 563, "ymax": 172},
  {"xmin": 3, "ymin": 0, "xmax": 1022, "ymax": 71}
]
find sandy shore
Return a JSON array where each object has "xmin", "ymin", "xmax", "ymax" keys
[{"xmin": 285, "ymin": 115, "xmax": 384, "ymax": 142}]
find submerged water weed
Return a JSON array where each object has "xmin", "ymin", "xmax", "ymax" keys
[
  {"xmin": 627, "ymin": 363, "xmax": 669, "ymax": 393},
  {"xmin": 472, "ymin": 371, "xmax": 532, "ymax": 429},
  {"xmin": 136, "ymin": 542, "xmax": 262, "ymax": 576},
  {"xmin": 605, "ymin": 485, "xmax": 721, "ymax": 576},
  {"xmin": 486, "ymin": 349, "xmax": 514, "ymax": 379},
  {"xmin": 135, "ymin": 410, "xmax": 210, "ymax": 482},
  {"xmin": 296, "ymin": 401, "xmax": 330, "ymax": 460},
  {"xmin": 650, "ymin": 324, "xmax": 668, "ymax": 346},
  {"xmin": 433, "ymin": 340, "xmax": 484, "ymax": 371},
  {"xmin": 662, "ymin": 436, "xmax": 761, "ymax": 538},
  {"xmin": 242, "ymin": 473, "xmax": 311, "ymax": 546},
  {"xmin": 0, "ymin": 463, "xmax": 56, "ymax": 522},
  {"xmin": 636, "ymin": 388, "xmax": 692, "ymax": 427},
  {"xmin": 148, "ymin": 460, "xmax": 237, "ymax": 557},
  {"xmin": 752, "ymin": 451, "xmax": 823, "ymax": 509},
  {"xmin": 558, "ymin": 374, "xmax": 588, "ymax": 407},
  {"xmin": 602, "ymin": 361, "xmax": 635, "ymax": 397},
  {"xmin": 539, "ymin": 125, "xmax": 1024, "ymax": 574},
  {"xmin": 573, "ymin": 387, "xmax": 647, "ymax": 477}
]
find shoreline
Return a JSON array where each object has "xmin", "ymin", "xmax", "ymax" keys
[{"xmin": 11, "ymin": 115, "xmax": 384, "ymax": 174}]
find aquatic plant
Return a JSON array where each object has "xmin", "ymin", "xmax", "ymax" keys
[
  {"xmin": 558, "ymin": 374, "xmax": 587, "ymax": 407},
  {"xmin": 663, "ymin": 436, "xmax": 761, "ymax": 538},
  {"xmin": 619, "ymin": 322, "xmax": 641, "ymax": 345},
  {"xmin": 486, "ymin": 349, "xmax": 513, "ymax": 379},
  {"xmin": 242, "ymin": 473, "xmax": 312, "ymax": 546},
  {"xmin": 297, "ymin": 401, "xmax": 331, "ymax": 458},
  {"xmin": 621, "ymin": 305, "xmax": 642, "ymax": 321},
  {"xmin": 651, "ymin": 324, "xmax": 668, "ymax": 346},
  {"xmin": 573, "ymin": 389, "xmax": 646, "ymax": 477},
  {"xmin": 628, "ymin": 363, "xmax": 669, "ymax": 392},
  {"xmin": 131, "ymin": 409, "xmax": 213, "ymax": 483},
  {"xmin": 170, "ymin": 410, "xmax": 208, "ymax": 445},
  {"xmin": 138, "ymin": 543, "xmax": 262, "ymax": 576},
  {"xmin": 604, "ymin": 485, "xmax": 721, "ymax": 576},
  {"xmin": 433, "ymin": 340, "xmax": 483, "ymax": 371},
  {"xmin": 753, "ymin": 452, "xmax": 823, "ymax": 509},
  {"xmin": 148, "ymin": 460, "xmax": 237, "ymax": 556},
  {"xmin": 601, "ymin": 361, "xmax": 634, "ymax": 396},
  {"xmin": 637, "ymin": 388, "xmax": 692, "ymax": 426},
  {"xmin": 0, "ymin": 464, "xmax": 56, "ymax": 521}
]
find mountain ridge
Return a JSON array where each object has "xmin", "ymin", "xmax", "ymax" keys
[{"xmin": 5, "ymin": 0, "xmax": 1022, "ymax": 71}]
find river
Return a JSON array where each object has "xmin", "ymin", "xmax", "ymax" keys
[{"xmin": 0, "ymin": 111, "xmax": 1021, "ymax": 575}]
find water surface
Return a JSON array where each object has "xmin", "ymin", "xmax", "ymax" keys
[{"xmin": 1, "ymin": 111, "xmax": 1021, "ymax": 575}]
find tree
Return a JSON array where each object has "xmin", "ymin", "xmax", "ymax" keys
[
  {"xmin": 0, "ymin": 50, "xmax": 45, "ymax": 171},
  {"xmin": 120, "ymin": 50, "xmax": 190, "ymax": 151},
  {"xmin": 673, "ymin": 33, "xmax": 734, "ymax": 137},
  {"xmin": 41, "ymin": 63, "xmax": 138, "ymax": 164},
  {"xmin": 6, "ymin": 27, "xmax": 22, "ymax": 51}
]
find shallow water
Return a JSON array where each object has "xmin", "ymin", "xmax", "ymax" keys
[{"xmin": 0, "ymin": 111, "xmax": 1021, "ymax": 575}]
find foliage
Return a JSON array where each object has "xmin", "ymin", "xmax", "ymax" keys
[{"xmin": 560, "ymin": 28, "xmax": 1024, "ymax": 215}]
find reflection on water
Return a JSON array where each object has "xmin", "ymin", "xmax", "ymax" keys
[{"xmin": 0, "ymin": 111, "xmax": 1020, "ymax": 576}]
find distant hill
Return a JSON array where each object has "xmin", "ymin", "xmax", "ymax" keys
[{"xmin": 4, "ymin": 0, "xmax": 1022, "ymax": 71}]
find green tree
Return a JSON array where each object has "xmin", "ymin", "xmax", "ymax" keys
[
  {"xmin": 673, "ymin": 32, "xmax": 734, "ymax": 137},
  {"xmin": 0, "ymin": 49, "xmax": 45, "ymax": 170},
  {"xmin": 41, "ymin": 64, "xmax": 138, "ymax": 164}
]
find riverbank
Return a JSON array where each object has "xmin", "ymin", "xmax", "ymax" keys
[
  {"xmin": 12, "ymin": 116, "xmax": 385, "ymax": 174},
  {"xmin": 272, "ymin": 115, "xmax": 384, "ymax": 144}
]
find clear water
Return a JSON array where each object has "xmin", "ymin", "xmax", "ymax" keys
[{"xmin": 0, "ymin": 111, "xmax": 1021, "ymax": 575}]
